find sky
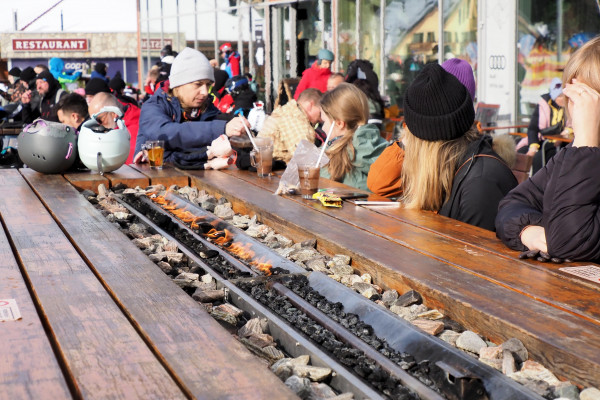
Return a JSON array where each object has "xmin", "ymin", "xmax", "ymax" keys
[
  {"xmin": 0, "ymin": 0, "xmax": 250, "ymax": 41},
  {"xmin": 0, "ymin": 0, "xmax": 138, "ymax": 33}
]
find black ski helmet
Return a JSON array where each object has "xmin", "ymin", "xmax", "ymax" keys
[{"xmin": 18, "ymin": 119, "xmax": 78, "ymax": 174}]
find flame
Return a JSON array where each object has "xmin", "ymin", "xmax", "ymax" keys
[
  {"xmin": 153, "ymin": 195, "xmax": 169, "ymax": 205},
  {"xmin": 227, "ymin": 241, "xmax": 255, "ymax": 260},
  {"xmin": 250, "ymin": 255, "xmax": 273, "ymax": 276},
  {"xmin": 146, "ymin": 193, "xmax": 273, "ymax": 276}
]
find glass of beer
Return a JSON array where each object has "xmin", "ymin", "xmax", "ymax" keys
[{"xmin": 144, "ymin": 140, "xmax": 165, "ymax": 169}]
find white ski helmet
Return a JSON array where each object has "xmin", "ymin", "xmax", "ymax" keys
[
  {"xmin": 18, "ymin": 119, "xmax": 78, "ymax": 174},
  {"xmin": 78, "ymin": 106, "xmax": 130, "ymax": 174}
]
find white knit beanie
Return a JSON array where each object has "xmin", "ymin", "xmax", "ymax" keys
[{"xmin": 169, "ymin": 47, "xmax": 215, "ymax": 88}]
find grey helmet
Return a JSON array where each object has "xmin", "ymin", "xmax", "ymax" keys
[
  {"xmin": 78, "ymin": 106, "xmax": 130, "ymax": 175},
  {"xmin": 17, "ymin": 119, "xmax": 78, "ymax": 174}
]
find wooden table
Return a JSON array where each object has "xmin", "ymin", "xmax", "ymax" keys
[
  {"xmin": 4, "ymin": 164, "xmax": 600, "ymax": 392},
  {"xmin": 0, "ymin": 168, "xmax": 295, "ymax": 400},
  {"xmin": 183, "ymin": 168, "xmax": 600, "ymax": 389}
]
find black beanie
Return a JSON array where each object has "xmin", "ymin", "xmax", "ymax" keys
[
  {"xmin": 20, "ymin": 67, "xmax": 36, "ymax": 84},
  {"xmin": 36, "ymin": 70, "xmax": 56, "ymax": 85},
  {"xmin": 9, "ymin": 67, "xmax": 21, "ymax": 77},
  {"xmin": 85, "ymin": 78, "xmax": 111, "ymax": 95},
  {"xmin": 94, "ymin": 62, "xmax": 107, "ymax": 74},
  {"xmin": 109, "ymin": 72, "xmax": 126, "ymax": 92},
  {"xmin": 403, "ymin": 62, "xmax": 475, "ymax": 142}
]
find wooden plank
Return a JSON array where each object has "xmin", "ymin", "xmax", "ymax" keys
[
  {"xmin": 0, "ymin": 210, "xmax": 72, "ymax": 400},
  {"xmin": 0, "ymin": 170, "xmax": 186, "ymax": 399},
  {"xmin": 63, "ymin": 169, "xmax": 109, "ymax": 194},
  {"xmin": 20, "ymin": 169, "xmax": 295, "ymax": 400},
  {"xmin": 129, "ymin": 163, "xmax": 190, "ymax": 188},
  {"xmin": 104, "ymin": 164, "xmax": 150, "ymax": 189},
  {"xmin": 225, "ymin": 169, "xmax": 600, "ymax": 294},
  {"xmin": 185, "ymin": 169, "xmax": 600, "ymax": 387}
]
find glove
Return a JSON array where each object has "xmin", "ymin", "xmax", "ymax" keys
[
  {"xmin": 204, "ymin": 157, "xmax": 231, "ymax": 170},
  {"xmin": 207, "ymin": 135, "xmax": 233, "ymax": 159},
  {"xmin": 518, "ymin": 250, "xmax": 571, "ymax": 264}
]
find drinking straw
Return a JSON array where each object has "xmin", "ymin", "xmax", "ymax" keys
[
  {"xmin": 239, "ymin": 115, "xmax": 258, "ymax": 150},
  {"xmin": 315, "ymin": 123, "xmax": 335, "ymax": 168}
]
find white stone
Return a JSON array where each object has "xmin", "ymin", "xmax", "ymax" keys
[
  {"xmin": 580, "ymin": 387, "xmax": 600, "ymax": 400},
  {"xmin": 456, "ymin": 331, "xmax": 487, "ymax": 355}
]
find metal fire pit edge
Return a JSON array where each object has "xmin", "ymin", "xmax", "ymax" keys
[
  {"xmin": 114, "ymin": 193, "xmax": 386, "ymax": 400},
  {"xmin": 307, "ymin": 273, "xmax": 544, "ymax": 400}
]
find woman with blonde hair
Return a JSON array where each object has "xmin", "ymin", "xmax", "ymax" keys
[
  {"xmin": 400, "ymin": 63, "xmax": 517, "ymax": 231},
  {"xmin": 319, "ymin": 83, "xmax": 388, "ymax": 191},
  {"xmin": 496, "ymin": 35, "xmax": 600, "ymax": 262}
]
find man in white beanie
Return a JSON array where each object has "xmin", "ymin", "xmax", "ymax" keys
[{"xmin": 134, "ymin": 47, "xmax": 249, "ymax": 168}]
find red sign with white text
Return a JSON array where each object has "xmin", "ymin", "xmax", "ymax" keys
[{"xmin": 12, "ymin": 38, "xmax": 89, "ymax": 51}]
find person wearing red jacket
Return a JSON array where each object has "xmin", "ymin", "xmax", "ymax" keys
[
  {"xmin": 294, "ymin": 49, "xmax": 334, "ymax": 100},
  {"xmin": 89, "ymin": 92, "xmax": 140, "ymax": 165},
  {"xmin": 219, "ymin": 43, "xmax": 240, "ymax": 78}
]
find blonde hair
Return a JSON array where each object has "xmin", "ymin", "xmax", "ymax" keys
[
  {"xmin": 401, "ymin": 125, "xmax": 480, "ymax": 211},
  {"xmin": 320, "ymin": 83, "xmax": 369, "ymax": 181},
  {"xmin": 148, "ymin": 65, "xmax": 161, "ymax": 80},
  {"xmin": 562, "ymin": 35, "xmax": 600, "ymax": 92}
]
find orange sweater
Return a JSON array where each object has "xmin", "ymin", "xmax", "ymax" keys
[{"xmin": 366, "ymin": 141, "xmax": 404, "ymax": 198}]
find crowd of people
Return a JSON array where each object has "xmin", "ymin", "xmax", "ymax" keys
[{"xmin": 1, "ymin": 36, "xmax": 599, "ymax": 263}]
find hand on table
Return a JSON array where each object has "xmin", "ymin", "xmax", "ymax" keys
[
  {"xmin": 133, "ymin": 150, "xmax": 147, "ymax": 164},
  {"xmin": 519, "ymin": 225, "xmax": 570, "ymax": 263}
]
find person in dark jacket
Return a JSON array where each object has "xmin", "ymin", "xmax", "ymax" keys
[
  {"xmin": 91, "ymin": 62, "xmax": 109, "ymax": 83},
  {"xmin": 400, "ymin": 63, "xmax": 517, "ymax": 231},
  {"xmin": 109, "ymin": 72, "xmax": 139, "ymax": 107},
  {"xmin": 134, "ymin": 47, "xmax": 248, "ymax": 168},
  {"xmin": 216, "ymin": 75, "xmax": 257, "ymax": 117},
  {"xmin": 496, "ymin": 35, "xmax": 600, "ymax": 262},
  {"xmin": 20, "ymin": 70, "xmax": 66, "ymax": 123}
]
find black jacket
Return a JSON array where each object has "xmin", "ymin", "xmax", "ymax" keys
[
  {"xmin": 439, "ymin": 135, "xmax": 517, "ymax": 231},
  {"xmin": 496, "ymin": 145, "xmax": 600, "ymax": 261}
]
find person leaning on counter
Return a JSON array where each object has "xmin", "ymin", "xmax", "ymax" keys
[{"xmin": 134, "ymin": 47, "xmax": 249, "ymax": 169}]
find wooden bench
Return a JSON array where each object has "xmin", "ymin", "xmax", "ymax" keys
[
  {"xmin": 0, "ymin": 168, "xmax": 295, "ymax": 399},
  {"xmin": 183, "ymin": 168, "xmax": 600, "ymax": 388}
]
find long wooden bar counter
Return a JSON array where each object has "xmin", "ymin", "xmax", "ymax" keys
[
  {"xmin": 0, "ymin": 167, "xmax": 294, "ymax": 400},
  {"xmin": 2, "ymin": 163, "xmax": 600, "ymax": 396},
  {"xmin": 185, "ymin": 168, "xmax": 600, "ymax": 389}
]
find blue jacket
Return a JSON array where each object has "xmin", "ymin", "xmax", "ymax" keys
[
  {"xmin": 90, "ymin": 70, "xmax": 109, "ymax": 83},
  {"xmin": 136, "ymin": 88, "xmax": 227, "ymax": 164}
]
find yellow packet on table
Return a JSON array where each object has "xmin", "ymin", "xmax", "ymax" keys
[{"xmin": 312, "ymin": 191, "xmax": 342, "ymax": 207}]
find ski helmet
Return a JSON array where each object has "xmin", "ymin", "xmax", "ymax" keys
[
  {"xmin": 17, "ymin": 119, "xmax": 78, "ymax": 174},
  {"xmin": 78, "ymin": 106, "xmax": 130, "ymax": 174}
]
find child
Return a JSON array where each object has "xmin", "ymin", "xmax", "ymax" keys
[
  {"xmin": 56, "ymin": 93, "xmax": 89, "ymax": 131},
  {"xmin": 496, "ymin": 35, "xmax": 600, "ymax": 262},
  {"xmin": 319, "ymin": 83, "xmax": 388, "ymax": 191}
]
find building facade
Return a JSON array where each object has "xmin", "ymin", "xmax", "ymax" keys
[{"xmin": 2, "ymin": 0, "xmax": 599, "ymax": 121}]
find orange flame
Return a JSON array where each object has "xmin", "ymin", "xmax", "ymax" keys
[
  {"xmin": 250, "ymin": 255, "xmax": 273, "ymax": 276},
  {"xmin": 146, "ymin": 193, "xmax": 273, "ymax": 276}
]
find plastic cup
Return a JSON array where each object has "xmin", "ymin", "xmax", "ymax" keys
[
  {"xmin": 249, "ymin": 137, "xmax": 273, "ymax": 177},
  {"xmin": 297, "ymin": 164, "xmax": 320, "ymax": 199},
  {"xmin": 144, "ymin": 140, "xmax": 164, "ymax": 169}
]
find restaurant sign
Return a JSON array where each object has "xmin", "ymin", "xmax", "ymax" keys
[
  {"xmin": 141, "ymin": 38, "xmax": 173, "ymax": 50},
  {"xmin": 12, "ymin": 38, "xmax": 89, "ymax": 51}
]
